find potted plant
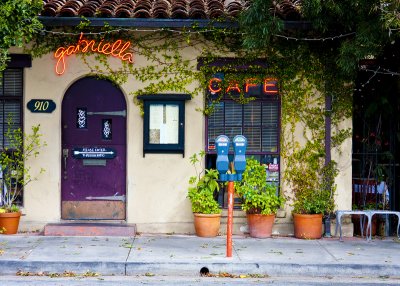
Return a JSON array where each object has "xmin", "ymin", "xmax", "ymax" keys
[
  {"xmin": 288, "ymin": 162, "xmax": 337, "ymax": 239},
  {"xmin": 187, "ymin": 151, "xmax": 221, "ymax": 237},
  {"xmin": 0, "ymin": 120, "xmax": 45, "ymax": 234},
  {"xmin": 235, "ymin": 158, "xmax": 284, "ymax": 238}
]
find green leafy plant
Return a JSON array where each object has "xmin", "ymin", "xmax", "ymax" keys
[
  {"xmin": 0, "ymin": 119, "xmax": 46, "ymax": 213},
  {"xmin": 292, "ymin": 188, "xmax": 330, "ymax": 215},
  {"xmin": 289, "ymin": 162, "xmax": 337, "ymax": 215},
  {"xmin": 187, "ymin": 151, "xmax": 221, "ymax": 214},
  {"xmin": 235, "ymin": 158, "xmax": 284, "ymax": 215},
  {"xmin": 0, "ymin": 0, "xmax": 43, "ymax": 72}
]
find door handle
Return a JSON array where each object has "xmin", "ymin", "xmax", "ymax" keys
[{"xmin": 62, "ymin": 148, "xmax": 69, "ymax": 173}]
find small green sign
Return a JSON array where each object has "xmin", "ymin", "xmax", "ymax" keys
[{"xmin": 27, "ymin": 99, "xmax": 56, "ymax": 113}]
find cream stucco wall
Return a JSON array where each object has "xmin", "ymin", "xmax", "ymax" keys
[
  {"xmin": 17, "ymin": 39, "xmax": 353, "ymax": 234},
  {"xmin": 333, "ymin": 120, "xmax": 353, "ymax": 211}
]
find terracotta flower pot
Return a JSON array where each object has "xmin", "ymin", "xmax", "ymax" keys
[
  {"xmin": 247, "ymin": 213, "xmax": 275, "ymax": 238},
  {"xmin": 193, "ymin": 213, "xmax": 221, "ymax": 237},
  {"xmin": 293, "ymin": 213, "xmax": 323, "ymax": 239},
  {"xmin": 0, "ymin": 212, "xmax": 22, "ymax": 235}
]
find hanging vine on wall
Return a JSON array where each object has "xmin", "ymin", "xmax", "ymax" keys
[
  {"xmin": 29, "ymin": 22, "xmax": 283, "ymax": 116},
  {"xmin": 272, "ymin": 42, "xmax": 352, "ymax": 213},
  {"xmin": 30, "ymin": 24, "xmax": 250, "ymax": 113}
]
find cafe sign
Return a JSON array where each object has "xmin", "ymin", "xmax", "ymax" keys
[
  {"xmin": 208, "ymin": 77, "xmax": 279, "ymax": 95},
  {"xmin": 54, "ymin": 33, "xmax": 134, "ymax": 75}
]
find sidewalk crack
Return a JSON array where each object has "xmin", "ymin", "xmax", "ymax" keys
[
  {"xmin": 316, "ymin": 240, "xmax": 339, "ymax": 262},
  {"xmin": 233, "ymin": 242, "xmax": 242, "ymax": 261},
  {"xmin": 19, "ymin": 238, "xmax": 43, "ymax": 260},
  {"xmin": 124, "ymin": 233, "xmax": 137, "ymax": 275}
]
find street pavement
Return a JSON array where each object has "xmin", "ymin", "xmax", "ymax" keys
[{"xmin": 0, "ymin": 234, "xmax": 400, "ymax": 283}]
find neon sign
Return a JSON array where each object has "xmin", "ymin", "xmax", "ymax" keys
[
  {"xmin": 54, "ymin": 33, "xmax": 134, "ymax": 75},
  {"xmin": 208, "ymin": 77, "xmax": 279, "ymax": 95}
]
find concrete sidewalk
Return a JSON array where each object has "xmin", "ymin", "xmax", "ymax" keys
[{"xmin": 0, "ymin": 234, "xmax": 399, "ymax": 278}]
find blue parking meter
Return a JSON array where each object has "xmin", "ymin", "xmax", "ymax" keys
[
  {"xmin": 215, "ymin": 135, "xmax": 230, "ymax": 181},
  {"xmin": 233, "ymin": 135, "xmax": 247, "ymax": 181},
  {"xmin": 215, "ymin": 135, "xmax": 247, "ymax": 258}
]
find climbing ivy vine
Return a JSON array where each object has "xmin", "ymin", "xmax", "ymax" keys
[
  {"xmin": 29, "ymin": 24, "xmax": 273, "ymax": 115},
  {"xmin": 0, "ymin": 0, "xmax": 43, "ymax": 72}
]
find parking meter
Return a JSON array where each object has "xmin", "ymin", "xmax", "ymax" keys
[
  {"xmin": 215, "ymin": 135, "xmax": 230, "ymax": 181},
  {"xmin": 233, "ymin": 135, "xmax": 247, "ymax": 181},
  {"xmin": 215, "ymin": 134, "xmax": 247, "ymax": 258}
]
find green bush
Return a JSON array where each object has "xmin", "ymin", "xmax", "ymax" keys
[
  {"xmin": 235, "ymin": 158, "xmax": 284, "ymax": 215},
  {"xmin": 0, "ymin": 119, "xmax": 46, "ymax": 212},
  {"xmin": 289, "ymin": 162, "xmax": 337, "ymax": 214},
  {"xmin": 187, "ymin": 151, "xmax": 221, "ymax": 214}
]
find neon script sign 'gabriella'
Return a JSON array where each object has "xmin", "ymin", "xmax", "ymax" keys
[{"xmin": 54, "ymin": 33, "xmax": 134, "ymax": 75}]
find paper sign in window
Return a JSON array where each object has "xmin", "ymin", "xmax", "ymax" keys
[{"xmin": 149, "ymin": 104, "xmax": 179, "ymax": 144}]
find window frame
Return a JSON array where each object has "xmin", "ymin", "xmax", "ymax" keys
[
  {"xmin": 199, "ymin": 59, "xmax": 282, "ymax": 208},
  {"xmin": 0, "ymin": 54, "xmax": 31, "ymax": 150},
  {"xmin": 0, "ymin": 68, "xmax": 24, "ymax": 150},
  {"xmin": 205, "ymin": 93, "xmax": 281, "ymax": 157},
  {"xmin": 138, "ymin": 94, "xmax": 191, "ymax": 157},
  {"xmin": 205, "ymin": 90, "xmax": 282, "ymax": 209}
]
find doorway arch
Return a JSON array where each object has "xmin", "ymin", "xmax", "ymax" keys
[{"xmin": 61, "ymin": 77, "xmax": 127, "ymax": 220}]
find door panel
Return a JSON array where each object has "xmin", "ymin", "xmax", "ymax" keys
[{"xmin": 61, "ymin": 77, "xmax": 127, "ymax": 220}]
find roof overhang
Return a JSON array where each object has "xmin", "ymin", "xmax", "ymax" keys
[{"xmin": 38, "ymin": 16, "xmax": 311, "ymax": 30}]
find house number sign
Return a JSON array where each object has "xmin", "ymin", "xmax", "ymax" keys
[
  {"xmin": 73, "ymin": 147, "xmax": 116, "ymax": 159},
  {"xmin": 27, "ymin": 99, "xmax": 56, "ymax": 113}
]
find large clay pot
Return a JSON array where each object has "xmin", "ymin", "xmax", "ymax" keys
[
  {"xmin": 193, "ymin": 213, "xmax": 221, "ymax": 237},
  {"xmin": 293, "ymin": 213, "xmax": 323, "ymax": 239},
  {"xmin": 0, "ymin": 212, "xmax": 22, "ymax": 235},
  {"xmin": 247, "ymin": 213, "xmax": 275, "ymax": 238}
]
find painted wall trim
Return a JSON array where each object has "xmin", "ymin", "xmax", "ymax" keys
[
  {"xmin": 38, "ymin": 16, "xmax": 311, "ymax": 30},
  {"xmin": 7, "ymin": 54, "xmax": 32, "ymax": 68}
]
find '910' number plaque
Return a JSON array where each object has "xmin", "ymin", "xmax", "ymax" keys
[{"xmin": 27, "ymin": 99, "xmax": 56, "ymax": 113}]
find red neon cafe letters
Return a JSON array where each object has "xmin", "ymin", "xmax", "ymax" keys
[
  {"xmin": 208, "ymin": 77, "xmax": 222, "ymax": 93},
  {"xmin": 208, "ymin": 77, "xmax": 279, "ymax": 95},
  {"xmin": 264, "ymin": 78, "xmax": 278, "ymax": 94},
  {"xmin": 54, "ymin": 33, "xmax": 134, "ymax": 75}
]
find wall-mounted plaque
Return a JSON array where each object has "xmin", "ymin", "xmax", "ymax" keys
[
  {"xmin": 27, "ymin": 99, "xmax": 56, "ymax": 113},
  {"xmin": 72, "ymin": 147, "xmax": 116, "ymax": 159},
  {"xmin": 149, "ymin": 104, "xmax": 179, "ymax": 144}
]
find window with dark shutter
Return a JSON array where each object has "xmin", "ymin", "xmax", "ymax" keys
[
  {"xmin": 206, "ymin": 99, "xmax": 280, "ymax": 154},
  {"xmin": 205, "ymin": 73, "xmax": 281, "ymax": 208},
  {"xmin": 0, "ymin": 68, "xmax": 23, "ymax": 149}
]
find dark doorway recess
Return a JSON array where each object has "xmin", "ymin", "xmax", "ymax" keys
[{"xmin": 352, "ymin": 40, "xmax": 400, "ymax": 235}]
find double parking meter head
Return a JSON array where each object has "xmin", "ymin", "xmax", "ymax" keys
[
  {"xmin": 215, "ymin": 135, "xmax": 230, "ymax": 181},
  {"xmin": 233, "ymin": 135, "xmax": 247, "ymax": 181}
]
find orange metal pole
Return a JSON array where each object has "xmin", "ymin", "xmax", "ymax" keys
[{"xmin": 226, "ymin": 181, "xmax": 234, "ymax": 257}]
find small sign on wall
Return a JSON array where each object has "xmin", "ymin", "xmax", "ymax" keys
[
  {"xmin": 72, "ymin": 147, "xmax": 116, "ymax": 159},
  {"xmin": 27, "ymin": 99, "xmax": 56, "ymax": 113}
]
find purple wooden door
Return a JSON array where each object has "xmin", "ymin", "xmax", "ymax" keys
[{"xmin": 61, "ymin": 77, "xmax": 126, "ymax": 220}]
